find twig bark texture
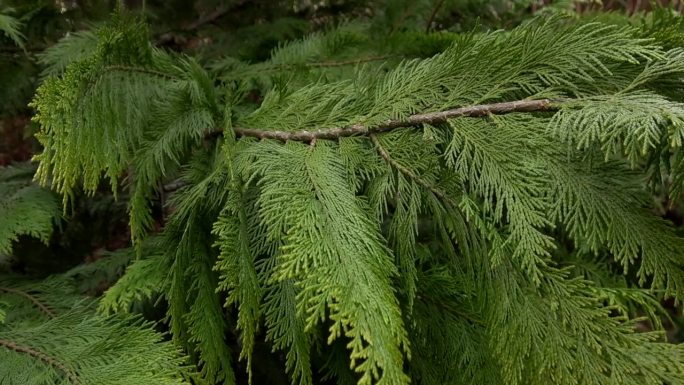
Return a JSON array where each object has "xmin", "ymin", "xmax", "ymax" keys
[
  {"xmin": 229, "ymin": 99, "xmax": 556, "ymax": 142},
  {"xmin": 0, "ymin": 339, "xmax": 82, "ymax": 385}
]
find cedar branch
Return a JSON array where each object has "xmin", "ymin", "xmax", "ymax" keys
[
  {"xmin": 0, "ymin": 286, "xmax": 55, "ymax": 319},
  {"xmin": 226, "ymin": 99, "xmax": 557, "ymax": 142},
  {"xmin": 169, "ymin": 99, "xmax": 559, "ymax": 194},
  {"xmin": 0, "ymin": 339, "xmax": 82, "ymax": 385}
]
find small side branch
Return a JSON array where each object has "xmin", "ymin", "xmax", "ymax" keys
[
  {"xmin": 369, "ymin": 134, "xmax": 449, "ymax": 203},
  {"xmin": 221, "ymin": 56, "xmax": 394, "ymax": 81},
  {"xmin": 304, "ymin": 55, "xmax": 393, "ymax": 69},
  {"xmin": 0, "ymin": 339, "xmax": 82, "ymax": 385},
  {"xmin": 0, "ymin": 286, "xmax": 55, "ymax": 319},
  {"xmin": 426, "ymin": 0, "xmax": 447, "ymax": 33},
  {"xmin": 104, "ymin": 65, "xmax": 177, "ymax": 80},
  {"xmin": 229, "ymin": 99, "xmax": 557, "ymax": 142}
]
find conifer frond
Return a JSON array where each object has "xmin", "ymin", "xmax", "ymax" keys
[
  {"xmin": 214, "ymin": 23, "xmax": 378, "ymax": 85},
  {"xmin": 158, "ymin": 150, "xmax": 235, "ymax": 384},
  {"xmin": 0, "ymin": 8, "xmax": 24, "ymax": 47},
  {"xmin": 237, "ymin": 16, "xmax": 659, "ymax": 139},
  {"xmin": 98, "ymin": 252, "xmax": 167, "ymax": 314},
  {"xmin": 213, "ymin": 191, "xmax": 261, "ymax": 383},
  {"xmin": 0, "ymin": 278, "xmax": 65, "ymax": 322},
  {"xmin": 38, "ymin": 30, "xmax": 99, "ymax": 78},
  {"xmin": 408, "ymin": 267, "xmax": 501, "ymax": 385},
  {"xmin": 368, "ymin": 130, "xmax": 443, "ymax": 309},
  {"xmin": 623, "ymin": 48, "xmax": 684, "ymax": 93},
  {"xmin": 163, "ymin": 213, "xmax": 237, "ymax": 385},
  {"xmin": 446, "ymin": 115, "xmax": 554, "ymax": 280},
  {"xmin": 185, "ymin": 232, "xmax": 236, "ymax": 385},
  {"xmin": 0, "ymin": 308, "xmax": 190, "ymax": 385},
  {"xmin": 0, "ymin": 165, "xmax": 60, "ymax": 255},
  {"xmin": 558, "ymin": 251, "xmax": 667, "ymax": 327},
  {"xmin": 337, "ymin": 136, "xmax": 389, "ymax": 194},
  {"xmin": 593, "ymin": 286, "xmax": 667, "ymax": 329},
  {"xmin": 486, "ymin": 266, "xmax": 684, "ymax": 385},
  {"xmin": 212, "ymin": 134, "xmax": 265, "ymax": 383},
  {"xmin": 550, "ymin": 91, "xmax": 684, "ymax": 164},
  {"xmin": 165, "ymin": 225, "xmax": 192, "ymax": 360},
  {"xmin": 261, "ymin": 278, "xmax": 312, "ymax": 385},
  {"xmin": 31, "ymin": 13, "xmax": 171, "ymax": 203},
  {"xmin": 269, "ymin": 23, "xmax": 369, "ymax": 65},
  {"xmin": 547, "ymin": 156, "xmax": 684, "ymax": 298},
  {"xmin": 0, "ymin": 273, "xmax": 192, "ymax": 385},
  {"xmin": 640, "ymin": 6, "xmax": 684, "ymax": 49},
  {"xmin": 129, "ymin": 57, "xmax": 218, "ymax": 248},
  {"xmin": 240, "ymin": 141, "xmax": 410, "ymax": 385},
  {"xmin": 218, "ymin": 135, "xmax": 312, "ymax": 384}
]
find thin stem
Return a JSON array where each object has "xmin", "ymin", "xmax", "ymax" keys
[
  {"xmin": 305, "ymin": 56, "xmax": 392, "ymax": 68},
  {"xmin": 104, "ymin": 65, "xmax": 177, "ymax": 80},
  {"xmin": 426, "ymin": 0, "xmax": 447, "ymax": 33},
  {"xmin": 0, "ymin": 339, "xmax": 82, "ymax": 385},
  {"xmin": 222, "ymin": 56, "xmax": 394, "ymax": 80},
  {"xmin": 83, "ymin": 64, "xmax": 177, "ymax": 96},
  {"xmin": 369, "ymin": 133, "xmax": 450, "ymax": 204},
  {"xmin": 225, "ymin": 98, "xmax": 557, "ymax": 142},
  {"xmin": 0, "ymin": 286, "xmax": 55, "ymax": 319}
]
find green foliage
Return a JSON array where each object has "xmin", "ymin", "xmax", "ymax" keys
[
  {"xmin": 98, "ymin": 247, "xmax": 165, "ymax": 314},
  {"xmin": 14, "ymin": 3, "xmax": 684, "ymax": 385},
  {"xmin": 640, "ymin": 6, "xmax": 684, "ymax": 50},
  {"xmin": 31, "ymin": 11, "xmax": 167, "ymax": 203},
  {"xmin": 484, "ymin": 265, "xmax": 684, "ymax": 385},
  {"xmin": 212, "ymin": 154, "xmax": 261, "ymax": 383},
  {"xmin": 237, "ymin": 141, "xmax": 410, "ymax": 384},
  {"xmin": 0, "ymin": 8, "xmax": 24, "ymax": 47},
  {"xmin": 0, "ymin": 164, "xmax": 59, "ymax": 256},
  {"xmin": 37, "ymin": 29, "xmax": 99, "ymax": 78},
  {"xmin": 0, "ymin": 267, "xmax": 193, "ymax": 385}
]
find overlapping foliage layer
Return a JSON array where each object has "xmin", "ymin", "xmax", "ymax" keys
[
  {"xmin": 5, "ymin": 2, "xmax": 684, "ymax": 384},
  {"xmin": 0, "ymin": 253, "xmax": 191, "ymax": 385}
]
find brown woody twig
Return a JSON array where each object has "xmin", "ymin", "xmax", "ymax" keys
[
  {"xmin": 0, "ymin": 286, "xmax": 55, "ymax": 319},
  {"xmin": 0, "ymin": 339, "xmax": 82, "ymax": 385},
  {"xmin": 167, "ymin": 99, "xmax": 559, "ymax": 194},
  {"xmin": 370, "ymin": 133, "xmax": 449, "ymax": 202},
  {"xmin": 225, "ymin": 98, "xmax": 557, "ymax": 142}
]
